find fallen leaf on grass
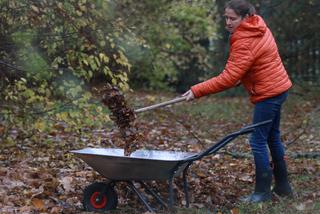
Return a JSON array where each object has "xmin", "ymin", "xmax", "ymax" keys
[
  {"xmin": 295, "ymin": 200, "xmax": 315, "ymax": 211},
  {"xmin": 60, "ymin": 176, "xmax": 73, "ymax": 193},
  {"xmin": 50, "ymin": 206, "xmax": 62, "ymax": 214},
  {"xmin": 231, "ymin": 207, "xmax": 240, "ymax": 214},
  {"xmin": 0, "ymin": 124, "xmax": 5, "ymax": 135},
  {"xmin": 238, "ymin": 175, "xmax": 253, "ymax": 182},
  {"xmin": 0, "ymin": 167, "xmax": 7, "ymax": 176},
  {"xmin": 31, "ymin": 198, "xmax": 45, "ymax": 210},
  {"xmin": 19, "ymin": 206, "xmax": 33, "ymax": 213},
  {"xmin": 31, "ymin": 184, "xmax": 44, "ymax": 198},
  {"xmin": 196, "ymin": 171, "xmax": 207, "ymax": 178}
]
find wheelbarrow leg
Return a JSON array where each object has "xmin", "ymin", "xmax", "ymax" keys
[
  {"xmin": 127, "ymin": 181, "xmax": 154, "ymax": 212},
  {"xmin": 139, "ymin": 181, "xmax": 168, "ymax": 209},
  {"xmin": 183, "ymin": 165, "xmax": 191, "ymax": 208},
  {"xmin": 168, "ymin": 175, "xmax": 174, "ymax": 209}
]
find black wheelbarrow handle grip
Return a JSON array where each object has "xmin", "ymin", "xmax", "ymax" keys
[
  {"xmin": 134, "ymin": 96, "xmax": 187, "ymax": 113},
  {"xmin": 182, "ymin": 119, "xmax": 273, "ymax": 163}
]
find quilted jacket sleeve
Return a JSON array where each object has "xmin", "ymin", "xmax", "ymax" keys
[{"xmin": 191, "ymin": 43, "xmax": 255, "ymax": 98}]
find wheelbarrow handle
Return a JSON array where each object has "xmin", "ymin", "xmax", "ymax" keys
[
  {"xmin": 182, "ymin": 119, "xmax": 273, "ymax": 163},
  {"xmin": 238, "ymin": 119, "xmax": 272, "ymax": 133},
  {"xmin": 134, "ymin": 96, "xmax": 187, "ymax": 113}
]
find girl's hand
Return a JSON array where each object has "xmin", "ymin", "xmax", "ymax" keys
[{"xmin": 182, "ymin": 90, "xmax": 195, "ymax": 101}]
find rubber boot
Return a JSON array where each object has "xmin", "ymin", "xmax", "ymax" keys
[
  {"xmin": 241, "ymin": 169, "xmax": 272, "ymax": 203},
  {"xmin": 272, "ymin": 159, "xmax": 293, "ymax": 197}
]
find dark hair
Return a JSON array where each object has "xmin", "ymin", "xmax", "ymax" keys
[{"xmin": 225, "ymin": 0, "xmax": 256, "ymax": 18}]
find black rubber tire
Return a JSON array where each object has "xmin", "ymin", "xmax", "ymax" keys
[{"xmin": 83, "ymin": 182, "xmax": 118, "ymax": 212}]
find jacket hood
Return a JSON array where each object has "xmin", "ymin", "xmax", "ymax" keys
[{"xmin": 231, "ymin": 15, "xmax": 267, "ymax": 44}]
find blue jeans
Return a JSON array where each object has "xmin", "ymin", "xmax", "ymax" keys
[{"xmin": 250, "ymin": 91, "xmax": 288, "ymax": 174}]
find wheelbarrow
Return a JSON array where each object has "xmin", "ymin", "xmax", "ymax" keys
[{"xmin": 71, "ymin": 97, "xmax": 272, "ymax": 212}]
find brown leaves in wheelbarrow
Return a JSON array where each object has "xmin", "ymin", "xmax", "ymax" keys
[{"xmin": 101, "ymin": 85, "xmax": 142, "ymax": 155}]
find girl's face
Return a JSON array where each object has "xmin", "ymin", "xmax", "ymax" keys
[{"xmin": 224, "ymin": 8, "xmax": 243, "ymax": 33}]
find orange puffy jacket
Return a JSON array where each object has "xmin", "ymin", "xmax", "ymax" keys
[{"xmin": 191, "ymin": 15, "xmax": 292, "ymax": 104}]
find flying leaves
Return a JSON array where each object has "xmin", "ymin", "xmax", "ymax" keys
[{"xmin": 101, "ymin": 85, "xmax": 143, "ymax": 155}]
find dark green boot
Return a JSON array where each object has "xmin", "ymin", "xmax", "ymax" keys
[
  {"xmin": 241, "ymin": 170, "xmax": 272, "ymax": 203},
  {"xmin": 272, "ymin": 159, "xmax": 293, "ymax": 197}
]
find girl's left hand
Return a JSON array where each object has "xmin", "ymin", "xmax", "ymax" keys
[{"xmin": 182, "ymin": 90, "xmax": 195, "ymax": 101}]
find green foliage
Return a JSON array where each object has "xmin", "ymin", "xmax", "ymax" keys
[
  {"xmin": 0, "ymin": 76, "xmax": 111, "ymax": 143},
  {"xmin": 123, "ymin": 0, "xmax": 217, "ymax": 91},
  {"xmin": 1, "ymin": 0, "xmax": 132, "ymax": 86},
  {"xmin": 0, "ymin": 0, "xmax": 134, "ymax": 140}
]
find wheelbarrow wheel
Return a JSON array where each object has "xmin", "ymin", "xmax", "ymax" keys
[{"xmin": 83, "ymin": 182, "xmax": 118, "ymax": 212}]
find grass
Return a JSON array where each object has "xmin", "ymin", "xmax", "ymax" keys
[
  {"xmin": 315, "ymin": 201, "xmax": 320, "ymax": 210},
  {"xmin": 173, "ymin": 96, "xmax": 251, "ymax": 123},
  {"xmin": 295, "ymin": 174, "xmax": 311, "ymax": 182},
  {"xmin": 238, "ymin": 202, "xmax": 295, "ymax": 214}
]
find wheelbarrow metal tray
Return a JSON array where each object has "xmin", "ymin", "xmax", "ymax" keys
[{"xmin": 71, "ymin": 148, "xmax": 196, "ymax": 180}]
